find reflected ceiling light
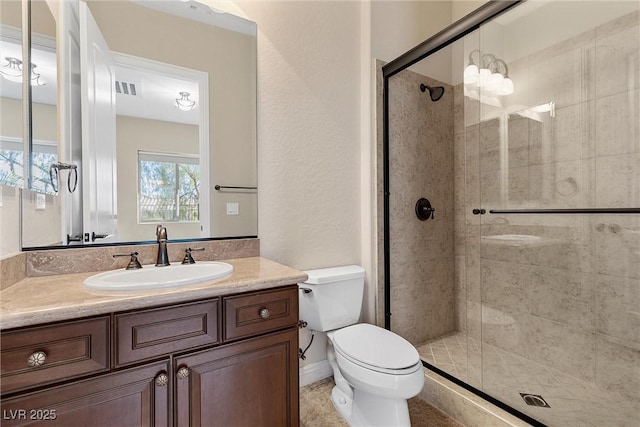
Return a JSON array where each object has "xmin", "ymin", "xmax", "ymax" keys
[
  {"xmin": 464, "ymin": 50, "xmax": 513, "ymax": 96},
  {"xmin": 175, "ymin": 91, "xmax": 195, "ymax": 111},
  {"xmin": 0, "ymin": 57, "xmax": 46, "ymax": 86}
]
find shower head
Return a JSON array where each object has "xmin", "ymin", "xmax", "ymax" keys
[{"xmin": 420, "ymin": 84, "xmax": 445, "ymax": 102}]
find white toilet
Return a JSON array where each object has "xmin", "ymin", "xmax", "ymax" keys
[{"xmin": 298, "ymin": 265, "xmax": 424, "ymax": 427}]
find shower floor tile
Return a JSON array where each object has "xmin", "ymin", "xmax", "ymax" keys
[
  {"xmin": 416, "ymin": 332, "xmax": 640, "ymax": 427},
  {"xmin": 417, "ymin": 333, "xmax": 470, "ymax": 381}
]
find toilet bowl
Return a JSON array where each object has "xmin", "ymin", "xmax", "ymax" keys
[
  {"xmin": 298, "ymin": 266, "xmax": 424, "ymax": 426},
  {"xmin": 327, "ymin": 324, "xmax": 424, "ymax": 426}
]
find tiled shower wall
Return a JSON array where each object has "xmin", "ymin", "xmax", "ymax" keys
[
  {"xmin": 455, "ymin": 10, "xmax": 639, "ymax": 402},
  {"xmin": 379, "ymin": 65, "xmax": 456, "ymax": 345}
]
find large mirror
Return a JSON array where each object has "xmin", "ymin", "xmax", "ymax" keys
[{"xmin": 5, "ymin": 0, "xmax": 257, "ymax": 250}]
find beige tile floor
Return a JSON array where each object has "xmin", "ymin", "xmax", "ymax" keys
[
  {"xmin": 417, "ymin": 332, "xmax": 640, "ymax": 427},
  {"xmin": 300, "ymin": 377, "xmax": 462, "ymax": 427}
]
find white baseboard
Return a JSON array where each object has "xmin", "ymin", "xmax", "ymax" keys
[{"xmin": 299, "ymin": 359, "xmax": 332, "ymax": 387}]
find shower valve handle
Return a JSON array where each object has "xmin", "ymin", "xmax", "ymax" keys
[{"xmin": 415, "ymin": 198, "xmax": 435, "ymax": 221}]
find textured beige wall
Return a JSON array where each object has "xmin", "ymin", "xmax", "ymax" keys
[
  {"xmin": 371, "ymin": 1, "xmax": 451, "ymax": 58},
  {"xmin": 371, "ymin": 1, "xmax": 452, "ymax": 82},
  {"xmin": 451, "ymin": 1, "xmax": 487, "ymax": 23},
  {"xmin": 233, "ymin": 0, "xmax": 363, "ymax": 273}
]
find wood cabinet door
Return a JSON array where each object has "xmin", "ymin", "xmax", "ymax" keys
[
  {"xmin": 174, "ymin": 328, "xmax": 299, "ymax": 427},
  {"xmin": 1, "ymin": 361, "xmax": 170, "ymax": 427}
]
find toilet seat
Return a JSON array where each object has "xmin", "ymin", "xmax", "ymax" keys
[{"xmin": 331, "ymin": 324, "xmax": 420, "ymax": 375}]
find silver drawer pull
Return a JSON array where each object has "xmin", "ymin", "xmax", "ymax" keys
[
  {"xmin": 155, "ymin": 372, "xmax": 169, "ymax": 387},
  {"xmin": 177, "ymin": 367, "xmax": 190, "ymax": 379},
  {"xmin": 27, "ymin": 351, "xmax": 47, "ymax": 367},
  {"xmin": 259, "ymin": 308, "xmax": 271, "ymax": 320}
]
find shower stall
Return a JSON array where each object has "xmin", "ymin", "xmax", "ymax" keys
[{"xmin": 379, "ymin": 1, "xmax": 639, "ymax": 426}]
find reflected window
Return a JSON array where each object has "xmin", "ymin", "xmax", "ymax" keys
[
  {"xmin": 138, "ymin": 151, "xmax": 199, "ymax": 223},
  {"xmin": 0, "ymin": 137, "xmax": 57, "ymax": 194}
]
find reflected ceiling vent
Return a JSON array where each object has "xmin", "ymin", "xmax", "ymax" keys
[{"xmin": 115, "ymin": 81, "xmax": 137, "ymax": 96}]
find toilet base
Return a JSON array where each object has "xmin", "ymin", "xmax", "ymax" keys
[
  {"xmin": 331, "ymin": 385, "xmax": 354, "ymax": 422},
  {"xmin": 331, "ymin": 385, "xmax": 411, "ymax": 427}
]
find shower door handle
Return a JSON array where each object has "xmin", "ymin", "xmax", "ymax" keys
[{"xmin": 472, "ymin": 208, "xmax": 486, "ymax": 215}]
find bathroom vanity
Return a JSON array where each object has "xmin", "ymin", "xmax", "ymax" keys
[{"xmin": 0, "ymin": 257, "xmax": 304, "ymax": 426}]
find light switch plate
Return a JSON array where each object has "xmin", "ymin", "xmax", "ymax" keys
[{"xmin": 226, "ymin": 202, "xmax": 239, "ymax": 215}]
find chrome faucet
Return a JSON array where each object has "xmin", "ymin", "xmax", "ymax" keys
[{"xmin": 155, "ymin": 225, "xmax": 170, "ymax": 267}]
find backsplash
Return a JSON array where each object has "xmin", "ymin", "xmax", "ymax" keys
[
  {"xmin": 0, "ymin": 238, "xmax": 259, "ymax": 289},
  {"xmin": 0, "ymin": 253, "xmax": 26, "ymax": 291}
]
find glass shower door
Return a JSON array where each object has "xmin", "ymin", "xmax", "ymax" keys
[{"xmin": 475, "ymin": 2, "xmax": 640, "ymax": 425}]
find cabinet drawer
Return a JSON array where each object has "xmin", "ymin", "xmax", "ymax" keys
[
  {"xmin": 115, "ymin": 299, "xmax": 219, "ymax": 367},
  {"xmin": 224, "ymin": 286, "xmax": 298, "ymax": 341},
  {"xmin": 1, "ymin": 317, "xmax": 110, "ymax": 394}
]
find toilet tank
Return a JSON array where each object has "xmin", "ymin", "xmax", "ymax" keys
[{"xmin": 298, "ymin": 265, "xmax": 365, "ymax": 332}]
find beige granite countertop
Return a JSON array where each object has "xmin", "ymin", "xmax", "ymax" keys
[{"xmin": 0, "ymin": 257, "xmax": 307, "ymax": 330}]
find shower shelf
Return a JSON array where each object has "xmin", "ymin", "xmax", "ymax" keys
[{"xmin": 489, "ymin": 208, "xmax": 640, "ymax": 215}]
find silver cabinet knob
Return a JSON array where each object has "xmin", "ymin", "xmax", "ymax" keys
[
  {"xmin": 155, "ymin": 372, "xmax": 169, "ymax": 387},
  {"xmin": 177, "ymin": 367, "xmax": 190, "ymax": 379},
  {"xmin": 259, "ymin": 308, "xmax": 270, "ymax": 319},
  {"xmin": 27, "ymin": 351, "xmax": 47, "ymax": 367}
]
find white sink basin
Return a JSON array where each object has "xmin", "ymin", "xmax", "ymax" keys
[{"xmin": 84, "ymin": 261, "xmax": 234, "ymax": 291}]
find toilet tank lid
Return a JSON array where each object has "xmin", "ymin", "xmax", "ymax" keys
[{"xmin": 302, "ymin": 265, "xmax": 365, "ymax": 284}]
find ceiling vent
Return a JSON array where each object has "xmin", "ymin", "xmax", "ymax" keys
[{"xmin": 115, "ymin": 81, "xmax": 137, "ymax": 96}]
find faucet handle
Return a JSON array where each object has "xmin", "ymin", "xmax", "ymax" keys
[
  {"xmin": 113, "ymin": 252, "xmax": 143, "ymax": 270},
  {"xmin": 182, "ymin": 247, "xmax": 205, "ymax": 264}
]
